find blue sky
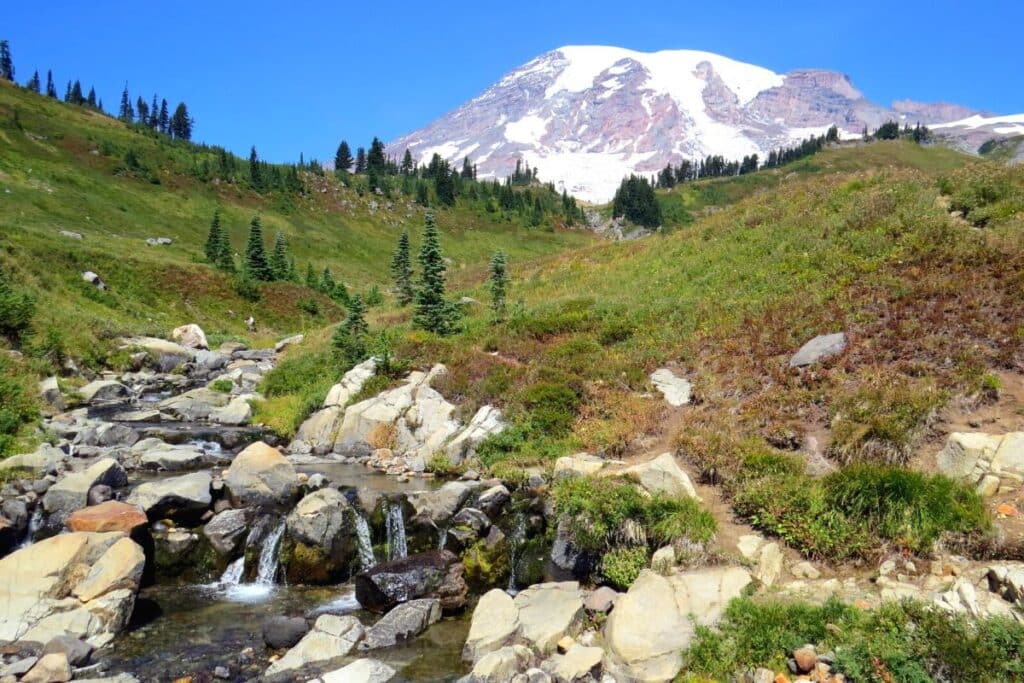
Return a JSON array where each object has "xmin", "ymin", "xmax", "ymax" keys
[{"xmin": 7, "ymin": 1, "xmax": 1022, "ymax": 162}]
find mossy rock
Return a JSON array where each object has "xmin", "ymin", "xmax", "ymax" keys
[
  {"xmin": 153, "ymin": 533, "xmax": 221, "ymax": 584},
  {"xmin": 462, "ymin": 538, "xmax": 510, "ymax": 591},
  {"xmin": 281, "ymin": 540, "xmax": 333, "ymax": 584},
  {"xmin": 512, "ymin": 536, "xmax": 549, "ymax": 588}
]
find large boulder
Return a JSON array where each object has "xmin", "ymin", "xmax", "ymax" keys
[
  {"xmin": 553, "ymin": 453, "xmax": 606, "ymax": 480},
  {"xmin": 604, "ymin": 567, "xmax": 751, "ymax": 681},
  {"xmin": 203, "ymin": 508, "xmax": 251, "ymax": 556},
  {"xmin": 39, "ymin": 377, "xmax": 65, "ymax": 413},
  {"xmin": 78, "ymin": 380, "xmax": 129, "ymax": 404},
  {"xmin": 0, "ymin": 443, "xmax": 67, "ymax": 473},
  {"xmin": 209, "ymin": 396, "xmax": 253, "ymax": 426},
  {"xmin": 294, "ymin": 406, "xmax": 345, "ymax": 454},
  {"xmin": 125, "ymin": 471, "xmax": 212, "ymax": 521},
  {"xmin": 122, "ymin": 337, "xmax": 193, "ymax": 372},
  {"xmin": 172, "ymin": 324, "xmax": 208, "ymax": 350},
  {"xmin": 0, "ymin": 532, "xmax": 145, "ymax": 647},
  {"xmin": 408, "ymin": 481, "xmax": 472, "ymax": 527},
  {"xmin": 614, "ymin": 453, "xmax": 699, "ymax": 500},
  {"xmin": 445, "ymin": 405, "xmax": 505, "ymax": 463},
  {"xmin": 262, "ymin": 616, "xmax": 310, "ymax": 650},
  {"xmin": 285, "ymin": 488, "xmax": 359, "ymax": 580},
  {"xmin": 463, "ymin": 589, "xmax": 520, "ymax": 662},
  {"xmin": 355, "ymin": 549, "xmax": 467, "ymax": 613},
  {"xmin": 359, "ymin": 598, "xmax": 441, "ymax": 650},
  {"xmin": 467, "ymin": 645, "xmax": 536, "ymax": 683},
  {"xmin": 513, "ymin": 582, "xmax": 585, "ymax": 655},
  {"xmin": 264, "ymin": 614, "xmax": 363, "ymax": 678},
  {"xmin": 158, "ymin": 387, "xmax": 231, "ymax": 421},
  {"xmin": 66, "ymin": 501, "xmax": 147, "ymax": 535},
  {"xmin": 136, "ymin": 441, "xmax": 211, "ymax": 471},
  {"xmin": 224, "ymin": 441, "xmax": 298, "ymax": 508},
  {"xmin": 317, "ymin": 659, "xmax": 396, "ymax": 683},
  {"xmin": 789, "ymin": 332, "xmax": 846, "ymax": 368},
  {"xmin": 43, "ymin": 459, "xmax": 128, "ymax": 519}
]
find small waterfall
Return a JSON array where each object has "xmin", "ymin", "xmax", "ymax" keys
[
  {"xmin": 437, "ymin": 526, "xmax": 448, "ymax": 550},
  {"xmin": 354, "ymin": 512, "xmax": 376, "ymax": 570},
  {"xmin": 220, "ymin": 556, "xmax": 245, "ymax": 585},
  {"xmin": 255, "ymin": 518, "xmax": 286, "ymax": 584},
  {"xmin": 506, "ymin": 513, "xmax": 527, "ymax": 594},
  {"xmin": 385, "ymin": 502, "xmax": 407, "ymax": 561},
  {"xmin": 18, "ymin": 507, "xmax": 44, "ymax": 549}
]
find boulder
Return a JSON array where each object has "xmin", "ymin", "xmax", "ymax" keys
[
  {"xmin": 43, "ymin": 458, "xmax": 128, "ymax": 519},
  {"xmin": 753, "ymin": 542, "xmax": 784, "ymax": 587},
  {"xmin": 543, "ymin": 645, "xmax": 604, "ymax": 683},
  {"xmin": 137, "ymin": 442, "xmax": 210, "ymax": 471},
  {"xmin": 604, "ymin": 567, "xmax": 751, "ymax": 681},
  {"xmin": 469, "ymin": 645, "xmax": 535, "ymax": 683},
  {"xmin": 318, "ymin": 659, "xmax": 396, "ymax": 683},
  {"xmin": 359, "ymin": 598, "xmax": 441, "ymax": 650},
  {"xmin": 649, "ymin": 368, "xmax": 692, "ymax": 407},
  {"xmin": 264, "ymin": 614, "xmax": 363, "ymax": 677},
  {"xmin": 464, "ymin": 588, "xmax": 520, "ymax": 662},
  {"xmin": 0, "ymin": 443, "xmax": 67, "ymax": 472},
  {"xmin": 553, "ymin": 453, "xmax": 606, "ymax": 480},
  {"xmin": 584, "ymin": 586, "xmax": 618, "ymax": 613},
  {"xmin": 158, "ymin": 387, "xmax": 231, "ymax": 421},
  {"xmin": 39, "ymin": 377, "xmax": 65, "ymax": 412},
  {"xmin": 122, "ymin": 337, "xmax": 193, "ymax": 371},
  {"xmin": 262, "ymin": 616, "xmax": 310, "ymax": 650},
  {"xmin": 445, "ymin": 405, "xmax": 505, "ymax": 463},
  {"xmin": 78, "ymin": 380, "xmax": 129, "ymax": 404},
  {"xmin": 615, "ymin": 453, "xmax": 699, "ymax": 499},
  {"xmin": 81, "ymin": 271, "xmax": 106, "ymax": 290},
  {"xmin": 172, "ymin": 324, "xmax": 209, "ymax": 350},
  {"xmin": 408, "ymin": 481, "xmax": 472, "ymax": 526},
  {"xmin": 209, "ymin": 396, "xmax": 253, "ymax": 426},
  {"xmin": 125, "ymin": 471, "xmax": 212, "ymax": 520},
  {"xmin": 0, "ymin": 532, "xmax": 145, "ymax": 647},
  {"xmin": 224, "ymin": 441, "xmax": 298, "ymax": 508},
  {"xmin": 355, "ymin": 549, "xmax": 467, "ymax": 613},
  {"xmin": 937, "ymin": 431, "xmax": 1024, "ymax": 483},
  {"xmin": 514, "ymin": 582, "xmax": 585, "ymax": 654},
  {"xmin": 476, "ymin": 484, "xmax": 511, "ymax": 517},
  {"xmin": 789, "ymin": 332, "xmax": 846, "ymax": 368},
  {"xmin": 22, "ymin": 653, "xmax": 71, "ymax": 683},
  {"xmin": 286, "ymin": 488, "xmax": 359, "ymax": 576},
  {"xmin": 275, "ymin": 334, "xmax": 305, "ymax": 353},
  {"xmin": 66, "ymin": 501, "xmax": 147, "ymax": 535},
  {"xmin": 294, "ymin": 406, "xmax": 344, "ymax": 454},
  {"xmin": 323, "ymin": 358, "xmax": 378, "ymax": 408},
  {"xmin": 204, "ymin": 508, "xmax": 251, "ymax": 556},
  {"xmin": 42, "ymin": 635, "xmax": 93, "ymax": 666}
]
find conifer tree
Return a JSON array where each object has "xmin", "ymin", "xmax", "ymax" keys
[
  {"xmin": 354, "ymin": 147, "xmax": 367, "ymax": 174},
  {"xmin": 332, "ymin": 294, "xmax": 368, "ymax": 364},
  {"xmin": 390, "ymin": 230, "xmax": 414, "ymax": 306},
  {"xmin": 118, "ymin": 84, "xmax": 133, "ymax": 122},
  {"xmin": 249, "ymin": 146, "xmax": 262, "ymax": 188},
  {"xmin": 334, "ymin": 140, "xmax": 353, "ymax": 173},
  {"xmin": 0, "ymin": 41, "xmax": 13, "ymax": 82},
  {"xmin": 305, "ymin": 263, "xmax": 318, "ymax": 289},
  {"xmin": 244, "ymin": 216, "xmax": 272, "ymax": 281},
  {"xmin": 158, "ymin": 99, "xmax": 169, "ymax": 133},
  {"xmin": 413, "ymin": 212, "xmax": 458, "ymax": 335},
  {"xmin": 415, "ymin": 181, "xmax": 430, "ymax": 207},
  {"xmin": 136, "ymin": 96, "xmax": 148, "ymax": 123},
  {"xmin": 488, "ymin": 251, "xmax": 509, "ymax": 322},
  {"xmin": 401, "ymin": 149, "xmax": 414, "ymax": 176},
  {"xmin": 86, "ymin": 87, "xmax": 96, "ymax": 108},
  {"xmin": 70, "ymin": 81, "xmax": 83, "ymax": 105},
  {"xmin": 63, "ymin": 81, "xmax": 71, "ymax": 102},
  {"xmin": 205, "ymin": 209, "xmax": 224, "ymax": 262},
  {"xmin": 170, "ymin": 102, "xmax": 192, "ymax": 140},
  {"xmin": 367, "ymin": 137, "xmax": 386, "ymax": 175},
  {"xmin": 287, "ymin": 256, "xmax": 298, "ymax": 282},
  {"xmin": 45, "ymin": 70, "xmax": 56, "ymax": 98},
  {"xmin": 270, "ymin": 232, "xmax": 290, "ymax": 280},
  {"xmin": 216, "ymin": 230, "xmax": 235, "ymax": 272},
  {"xmin": 26, "ymin": 70, "xmax": 40, "ymax": 93},
  {"xmin": 149, "ymin": 94, "xmax": 159, "ymax": 127},
  {"xmin": 320, "ymin": 268, "xmax": 336, "ymax": 296}
]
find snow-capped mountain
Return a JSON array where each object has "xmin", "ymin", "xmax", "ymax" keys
[{"xmin": 387, "ymin": 46, "xmax": 1020, "ymax": 203}]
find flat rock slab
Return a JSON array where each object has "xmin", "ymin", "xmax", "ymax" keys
[
  {"xmin": 789, "ymin": 332, "xmax": 846, "ymax": 368},
  {"xmin": 650, "ymin": 368, "xmax": 692, "ymax": 406}
]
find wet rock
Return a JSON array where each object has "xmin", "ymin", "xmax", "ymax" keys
[
  {"xmin": 615, "ymin": 452, "xmax": 699, "ymax": 499},
  {"xmin": 125, "ymin": 471, "xmax": 212, "ymax": 520},
  {"xmin": 317, "ymin": 659, "xmax": 396, "ymax": 683},
  {"xmin": 22, "ymin": 653, "xmax": 71, "ymax": 683},
  {"xmin": 649, "ymin": 368, "xmax": 692, "ymax": 406},
  {"xmin": 43, "ymin": 458, "xmax": 127, "ymax": 519},
  {"xmin": 0, "ymin": 657, "xmax": 37, "ymax": 677},
  {"xmin": 158, "ymin": 387, "xmax": 231, "ymax": 421},
  {"xmin": 789, "ymin": 332, "xmax": 846, "ymax": 368},
  {"xmin": 204, "ymin": 508, "xmax": 251, "ymax": 556},
  {"xmin": 224, "ymin": 441, "xmax": 298, "ymax": 508},
  {"xmin": 66, "ymin": 501, "xmax": 147, "ymax": 535},
  {"xmin": 476, "ymin": 484, "xmax": 510, "ymax": 517},
  {"xmin": 359, "ymin": 598, "xmax": 441, "ymax": 650},
  {"xmin": 0, "ymin": 532, "xmax": 144, "ymax": 647},
  {"xmin": 262, "ymin": 616, "xmax": 310, "ymax": 649},
  {"xmin": 2, "ymin": 499, "xmax": 27, "ymax": 531},
  {"xmin": 78, "ymin": 380, "xmax": 129, "ymax": 404},
  {"xmin": 42, "ymin": 634, "xmax": 93, "ymax": 666},
  {"xmin": 265, "ymin": 614, "xmax": 363, "ymax": 677},
  {"xmin": 355, "ymin": 549, "xmax": 467, "ymax": 613},
  {"xmin": 285, "ymin": 488, "xmax": 359, "ymax": 580},
  {"xmin": 172, "ymin": 324, "xmax": 208, "ymax": 350},
  {"xmin": 87, "ymin": 484, "xmax": 114, "ymax": 506},
  {"xmin": 408, "ymin": 481, "xmax": 472, "ymax": 526},
  {"xmin": 121, "ymin": 337, "xmax": 193, "ymax": 372}
]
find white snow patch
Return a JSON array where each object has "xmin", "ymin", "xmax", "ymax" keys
[
  {"xmin": 417, "ymin": 142, "xmax": 462, "ymax": 165},
  {"xmin": 930, "ymin": 113, "xmax": 1024, "ymax": 130},
  {"xmin": 504, "ymin": 115, "xmax": 549, "ymax": 145},
  {"xmin": 994, "ymin": 125, "xmax": 1024, "ymax": 135}
]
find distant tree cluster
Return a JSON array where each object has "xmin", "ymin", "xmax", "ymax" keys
[
  {"xmin": 870, "ymin": 120, "xmax": 931, "ymax": 143},
  {"xmin": 204, "ymin": 210, "xmax": 298, "ymax": 284},
  {"xmin": 612, "ymin": 175, "xmax": 661, "ymax": 227}
]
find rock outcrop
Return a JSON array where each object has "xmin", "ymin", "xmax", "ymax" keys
[
  {"xmin": 936, "ymin": 432, "xmax": 1024, "ymax": 497},
  {"xmin": 355, "ymin": 549, "xmax": 468, "ymax": 613},
  {"xmin": 788, "ymin": 332, "xmax": 846, "ymax": 368}
]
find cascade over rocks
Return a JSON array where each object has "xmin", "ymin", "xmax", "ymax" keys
[
  {"xmin": 355, "ymin": 549, "xmax": 468, "ymax": 613},
  {"xmin": 285, "ymin": 488, "xmax": 360, "ymax": 581}
]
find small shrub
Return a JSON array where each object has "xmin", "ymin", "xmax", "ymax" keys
[
  {"xmin": 518, "ymin": 382, "xmax": 580, "ymax": 436},
  {"xmin": 232, "ymin": 273, "xmax": 261, "ymax": 302},
  {"xmin": 296, "ymin": 297, "xmax": 320, "ymax": 316},
  {"xmin": 601, "ymin": 546, "xmax": 648, "ymax": 589},
  {"xmin": 209, "ymin": 379, "xmax": 234, "ymax": 394},
  {"xmin": 0, "ymin": 358, "xmax": 40, "ymax": 456}
]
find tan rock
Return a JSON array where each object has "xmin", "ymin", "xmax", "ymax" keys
[
  {"xmin": 73, "ymin": 537, "xmax": 146, "ymax": 602},
  {"xmin": 464, "ymin": 588, "xmax": 520, "ymax": 662},
  {"xmin": 22, "ymin": 653, "xmax": 71, "ymax": 683},
  {"xmin": 224, "ymin": 441, "xmax": 297, "ymax": 507},
  {"xmin": 66, "ymin": 501, "xmax": 147, "ymax": 534}
]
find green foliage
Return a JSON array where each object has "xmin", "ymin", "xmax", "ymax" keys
[
  {"xmin": 518, "ymin": 382, "xmax": 580, "ymax": 436},
  {"xmin": 269, "ymin": 232, "xmax": 291, "ymax": 280},
  {"xmin": 0, "ymin": 263, "xmax": 35, "ymax": 344},
  {"xmin": 462, "ymin": 538, "xmax": 510, "ymax": 590},
  {"xmin": 488, "ymin": 250, "xmax": 509, "ymax": 322},
  {"xmin": 232, "ymin": 272, "xmax": 261, "ymax": 302},
  {"xmin": 209, "ymin": 379, "xmax": 233, "ymax": 394},
  {"xmin": 253, "ymin": 349, "xmax": 339, "ymax": 437},
  {"xmin": 244, "ymin": 216, "xmax": 273, "ymax": 281},
  {"xmin": 332, "ymin": 293, "xmax": 369, "ymax": 365},
  {"xmin": 0, "ymin": 356, "xmax": 39, "ymax": 456},
  {"xmin": 601, "ymin": 546, "xmax": 648, "ymax": 589},
  {"xmin": 612, "ymin": 175, "xmax": 662, "ymax": 227},
  {"xmin": 413, "ymin": 212, "xmax": 460, "ymax": 335},
  {"xmin": 390, "ymin": 230, "xmax": 414, "ymax": 306},
  {"xmin": 296, "ymin": 297, "xmax": 320, "ymax": 316},
  {"xmin": 204, "ymin": 209, "xmax": 223, "ymax": 262}
]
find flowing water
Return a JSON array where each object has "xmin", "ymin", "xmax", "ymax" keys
[
  {"xmin": 386, "ymin": 502, "xmax": 408, "ymax": 561},
  {"xmin": 354, "ymin": 512, "xmax": 377, "ymax": 570},
  {"xmin": 255, "ymin": 517, "xmax": 286, "ymax": 585},
  {"xmin": 506, "ymin": 512, "xmax": 527, "ymax": 594},
  {"xmin": 18, "ymin": 506, "xmax": 44, "ymax": 549}
]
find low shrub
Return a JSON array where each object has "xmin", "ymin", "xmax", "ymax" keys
[
  {"xmin": 0, "ymin": 357, "xmax": 39, "ymax": 456},
  {"xmin": 601, "ymin": 546, "xmax": 648, "ymax": 590},
  {"xmin": 518, "ymin": 381, "xmax": 580, "ymax": 436},
  {"xmin": 209, "ymin": 379, "xmax": 234, "ymax": 394}
]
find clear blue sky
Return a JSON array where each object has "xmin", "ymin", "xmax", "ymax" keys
[{"xmin": 7, "ymin": 0, "xmax": 1022, "ymax": 162}]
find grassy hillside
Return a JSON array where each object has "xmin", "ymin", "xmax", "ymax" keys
[{"xmin": 0, "ymin": 78, "xmax": 593, "ymax": 451}]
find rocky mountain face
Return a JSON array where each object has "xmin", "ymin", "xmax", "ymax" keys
[{"xmin": 388, "ymin": 46, "xmax": 1022, "ymax": 202}]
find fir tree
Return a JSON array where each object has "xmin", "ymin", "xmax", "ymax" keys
[
  {"xmin": 320, "ymin": 267, "xmax": 336, "ymax": 296},
  {"xmin": 415, "ymin": 180, "xmax": 430, "ymax": 206},
  {"xmin": 45, "ymin": 70, "xmax": 56, "ymax": 98},
  {"xmin": 249, "ymin": 146, "xmax": 262, "ymax": 188},
  {"xmin": 26, "ymin": 70, "xmax": 40, "ymax": 93},
  {"xmin": 366, "ymin": 137, "xmax": 386, "ymax": 175},
  {"xmin": 332, "ymin": 293, "xmax": 368, "ymax": 364},
  {"xmin": 488, "ymin": 251, "xmax": 509, "ymax": 322},
  {"xmin": 305, "ymin": 263, "xmax": 318, "ymax": 289},
  {"xmin": 270, "ymin": 232, "xmax": 290, "ymax": 280},
  {"xmin": 0, "ymin": 41, "xmax": 13, "ymax": 82},
  {"xmin": 334, "ymin": 140, "xmax": 353, "ymax": 173},
  {"xmin": 287, "ymin": 256, "xmax": 298, "ymax": 282},
  {"xmin": 354, "ymin": 147, "xmax": 367, "ymax": 174},
  {"xmin": 390, "ymin": 229, "xmax": 414, "ymax": 306},
  {"xmin": 63, "ymin": 81, "xmax": 71, "ymax": 102},
  {"xmin": 0, "ymin": 261, "xmax": 35, "ymax": 343},
  {"xmin": 86, "ymin": 87, "xmax": 96, "ymax": 108},
  {"xmin": 205, "ymin": 209, "xmax": 224, "ymax": 262},
  {"xmin": 244, "ymin": 216, "xmax": 272, "ymax": 281},
  {"xmin": 401, "ymin": 149, "xmax": 414, "ymax": 175},
  {"xmin": 216, "ymin": 230, "xmax": 235, "ymax": 272},
  {"xmin": 118, "ymin": 84, "xmax": 133, "ymax": 122},
  {"xmin": 413, "ymin": 212, "xmax": 459, "ymax": 335},
  {"xmin": 136, "ymin": 96, "xmax": 148, "ymax": 123},
  {"xmin": 158, "ymin": 99, "xmax": 169, "ymax": 133},
  {"xmin": 169, "ymin": 103, "xmax": 192, "ymax": 140},
  {"xmin": 69, "ymin": 81, "xmax": 83, "ymax": 105},
  {"xmin": 149, "ymin": 94, "xmax": 159, "ymax": 128}
]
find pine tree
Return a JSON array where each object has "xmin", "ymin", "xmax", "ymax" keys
[
  {"xmin": 45, "ymin": 70, "xmax": 56, "ymax": 98},
  {"xmin": 136, "ymin": 96, "xmax": 148, "ymax": 123},
  {"xmin": 332, "ymin": 294, "xmax": 368, "ymax": 364},
  {"xmin": 488, "ymin": 251, "xmax": 509, "ymax": 322},
  {"xmin": 413, "ymin": 212, "xmax": 459, "ymax": 335},
  {"xmin": 305, "ymin": 263, "xmax": 318, "ymax": 289},
  {"xmin": 205, "ymin": 209, "xmax": 224, "ymax": 262},
  {"xmin": 149, "ymin": 95, "xmax": 159, "ymax": 127},
  {"xmin": 158, "ymin": 99, "xmax": 169, "ymax": 133},
  {"xmin": 320, "ymin": 267, "xmax": 336, "ymax": 296},
  {"xmin": 26, "ymin": 70, "xmax": 40, "ymax": 93},
  {"xmin": 270, "ymin": 232, "xmax": 289, "ymax": 281},
  {"xmin": 244, "ymin": 216, "xmax": 272, "ymax": 281},
  {"xmin": 287, "ymin": 256, "xmax": 298, "ymax": 282},
  {"xmin": 86, "ymin": 87, "xmax": 96, "ymax": 108},
  {"xmin": 334, "ymin": 140, "xmax": 353, "ymax": 173},
  {"xmin": 0, "ymin": 41, "xmax": 13, "ymax": 82},
  {"xmin": 249, "ymin": 146, "xmax": 262, "ymax": 188},
  {"xmin": 69, "ymin": 81, "xmax": 83, "ymax": 105},
  {"xmin": 170, "ymin": 103, "xmax": 192, "ymax": 140},
  {"xmin": 415, "ymin": 180, "xmax": 430, "ymax": 206},
  {"xmin": 354, "ymin": 147, "xmax": 367, "ymax": 174},
  {"xmin": 401, "ymin": 149, "xmax": 414, "ymax": 176},
  {"xmin": 390, "ymin": 230, "xmax": 414, "ymax": 306},
  {"xmin": 216, "ymin": 229, "xmax": 235, "ymax": 272},
  {"xmin": 63, "ymin": 81, "xmax": 71, "ymax": 102},
  {"xmin": 118, "ymin": 84, "xmax": 133, "ymax": 122},
  {"xmin": 367, "ymin": 137, "xmax": 386, "ymax": 175}
]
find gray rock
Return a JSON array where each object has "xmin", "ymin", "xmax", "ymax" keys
[
  {"xmin": 125, "ymin": 471, "xmax": 212, "ymax": 519},
  {"xmin": 408, "ymin": 481, "xmax": 472, "ymax": 526},
  {"xmin": 78, "ymin": 380, "xmax": 129, "ymax": 404},
  {"xmin": 476, "ymin": 485, "xmax": 510, "ymax": 517},
  {"xmin": 39, "ymin": 377, "xmax": 65, "ymax": 412},
  {"xmin": 316, "ymin": 659, "xmax": 396, "ymax": 683},
  {"xmin": 789, "ymin": 332, "xmax": 846, "ymax": 368},
  {"xmin": 43, "ymin": 459, "xmax": 127, "ymax": 518},
  {"xmin": 285, "ymin": 488, "xmax": 358, "ymax": 573},
  {"xmin": 42, "ymin": 634, "xmax": 93, "ymax": 666},
  {"xmin": 359, "ymin": 598, "xmax": 441, "ymax": 650},
  {"xmin": 262, "ymin": 616, "xmax": 310, "ymax": 649},
  {"xmin": 204, "ymin": 508, "xmax": 251, "ymax": 556},
  {"xmin": 224, "ymin": 441, "xmax": 297, "ymax": 508},
  {"xmin": 81, "ymin": 271, "xmax": 106, "ymax": 290},
  {"xmin": 265, "ymin": 614, "xmax": 363, "ymax": 677}
]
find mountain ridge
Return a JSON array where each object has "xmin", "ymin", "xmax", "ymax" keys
[{"xmin": 388, "ymin": 45, "xmax": 1023, "ymax": 202}]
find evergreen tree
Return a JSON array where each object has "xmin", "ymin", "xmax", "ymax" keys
[
  {"xmin": 249, "ymin": 146, "xmax": 262, "ymax": 188},
  {"xmin": 45, "ymin": 70, "xmax": 56, "ymax": 98},
  {"xmin": 205, "ymin": 209, "xmax": 224, "ymax": 262},
  {"xmin": 461, "ymin": 157, "xmax": 473, "ymax": 179},
  {"xmin": 332, "ymin": 293, "xmax": 368, "ymax": 364},
  {"xmin": 63, "ymin": 80, "xmax": 71, "ymax": 102},
  {"xmin": 488, "ymin": 251, "xmax": 509, "ymax": 323},
  {"xmin": 367, "ymin": 137, "xmax": 386, "ymax": 175},
  {"xmin": 69, "ymin": 81, "xmax": 83, "ymax": 105},
  {"xmin": 149, "ymin": 94, "xmax": 159, "ymax": 127},
  {"xmin": 401, "ymin": 149, "xmax": 414, "ymax": 175},
  {"xmin": 26, "ymin": 70, "xmax": 40, "ymax": 93},
  {"xmin": 287, "ymin": 256, "xmax": 298, "ymax": 282},
  {"xmin": 434, "ymin": 167, "xmax": 456, "ymax": 206},
  {"xmin": 86, "ymin": 87, "xmax": 96, "ymax": 108},
  {"xmin": 305, "ymin": 263, "xmax": 318, "ymax": 289},
  {"xmin": 270, "ymin": 232, "xmax": 290, "ymax": 280},
  {"xmin": 390, "ymin": 230, "xmax": 414, "ymax": 306},
  {"xmin": 169, "ymin": 103, "xmax": 192, "ymax": 140},
  {"xmin": 118, "ymin": 83, "xmax": 133, "ymax": 122},
  {"xmin": 0, "ymin": 41, "xmax": 13, "ymax": 82},
  {"xmin": 354, "ymin": 147, "xmax": 367, "ymax": 173},
  {"xmin": 415, "ymin": 180, "xmax": 430, "ymax": 206},
  {"xmin": 216, "ymin": 229, "xmax": 235, "ymax": 272},
  {"xmin": 0, "ymin": 262, "xmax": 35, "ymax": 343},
  {"xmin": 136, "ymin": 96, "xmax": 148, "ymax": 123},
  {"xmin": 244, "ymin": 216, "xmax": 272, "ymax": 281},
  {"xmin": 158, "ymin": 99, "xmax": 169, "ymax": 133},
  {"xmin": 611, "ymin": 175, "xmax": 661, "ymax": 228},
  {"xmin": 334, "ymin": 140, "xmax": 353, "ymax": 173},
  {"xmin": 413, "ymin": 212, "xmax": 458, "ymax": 335}
]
